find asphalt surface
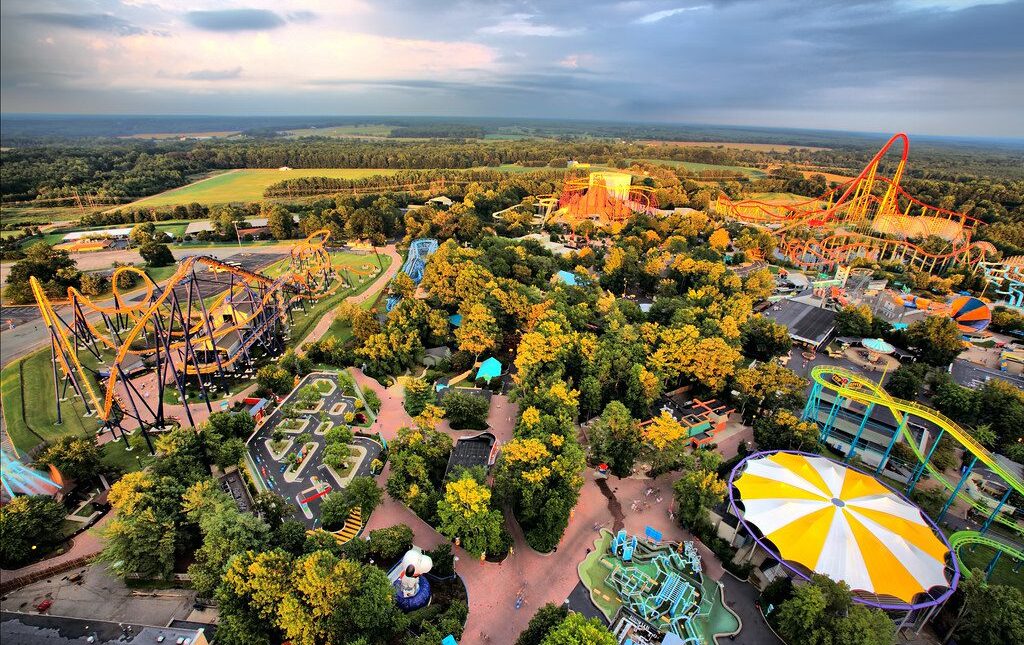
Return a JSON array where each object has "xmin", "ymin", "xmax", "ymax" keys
[{"xmin": 246, "ymin": 372, "xmax": 382, "ymax": 529}]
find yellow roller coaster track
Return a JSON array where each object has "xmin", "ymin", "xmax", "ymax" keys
[
  {"xmin": 810, "ymin": 365, "xmax": 1023, "ymax": 540},
  {"xmin": 29, "ymin": 230, "xmax": 357, "ymax": 424}
]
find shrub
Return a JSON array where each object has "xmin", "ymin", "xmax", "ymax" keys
[{"xmin": 368, "ymin": 524, "xmax": 414, "ymax": 563}]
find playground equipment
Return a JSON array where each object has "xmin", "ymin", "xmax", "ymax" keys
[
  {"xmin": 386, "ymin": 238, "xmax": 438, "ymax": 311},
  {"xmin": 390, "ymin": 548, "xmax": 434, "ymax": 611},
  {"xmin": 554, "ymin": 171, "xmax": 659, "ymax": 231},
  {"xmin": 29, "ymin": 231, "xmax": 343, "ymax": 449},
  {"xmin": 715, "ymin": 134, "xmax": 996, "ymax": 272},
  {"xmin": 887, "ymin": 292, "xmax": 992, "ymax": 334},
  {"xmin": 802, "ymin": 366, "xmax": 1023, "ymax": 590},
  {"xmin": 979, "ymin": 255, "xmax": 1024, "ymax": 309},
  {"xmin": 730, "ymin": 451, "xmax": 955, "ymax": 608},
  {"xmin": 590, "ymin": 529, "xmax": 734, "ymax": 644}
]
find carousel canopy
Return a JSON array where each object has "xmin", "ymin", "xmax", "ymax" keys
[
  {"xmin": 862, "ymin": 338, "xmax": 895, "ymax": 354},
  {"xmin": 732, "ymin": 452, "xmax": 951, "ymax": 604}
]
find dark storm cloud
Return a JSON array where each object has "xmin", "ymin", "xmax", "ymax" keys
[
  {"xmin": 21, "ymin": 11, "xmax": 145, "ymax": 35},
  {"xmin": 185, "ymin": 9, "xmax": 287, "ymax": 32}
]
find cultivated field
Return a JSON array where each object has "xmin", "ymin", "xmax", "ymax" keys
[
  {"xmin": 284, "ymin": 124, "xmax": 395, "ymax": 138},
  {"xmin": 125, "ymin": 168, "xmax": 404, "ymax": 207},
  {"xmin": 634, "ymin": 158, "xmax": 766, "ymax": 178}
]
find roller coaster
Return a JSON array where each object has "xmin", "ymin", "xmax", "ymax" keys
[
  {"xmin": 29, "ymin": 230, "xmax": 347, "ymax": 451},
  {"xmin": 803, "ymin": 365, "xmax": 1023, "ymax": 580},
  {"xmin": 715, "ymin": 134, "xmax": 997, "ymax": 272},
  {"xmin": 554, "ymin": 171, "xmax": 660, "ymax": 231}
]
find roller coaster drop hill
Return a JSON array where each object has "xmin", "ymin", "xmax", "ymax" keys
[
  {"xmin": 805, "ymin": 365, "xmax": 1024, "ymax": 580},
  {"xmin": 29, "ymin": 230, "xmax": 350, "ymax": 451},
  {"xmin": 715, "ymin": 133, "xmax": 998, "ymax": 272}
]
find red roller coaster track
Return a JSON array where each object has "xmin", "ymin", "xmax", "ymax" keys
[{"xmin": 716, "ymin": 133, "xmax": 996, "ymax": 271}]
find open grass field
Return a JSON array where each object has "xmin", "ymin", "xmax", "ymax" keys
[
  {"xmin": 638, "ymin": 140, "xmax": 829, "ymax": 152},
  {"xmin": 1, "ymin": 204, "xmax": 112, "ymax": 229},
  {"xmin": 36, "ymin": 220, "xmax": 190, "ymax": 246},
  {"xmin": 632, "ymin": 158, "xmax": 766, "ymax": 178},
  {"xmin": 120, "ymin": 130, "xmax": 240, "ymax": 140},
  {"xmin": 956, "ymin": 543, "xmax": 1024, "ymax": 591},
  {"xmin": 125, "ymin": 168, "xmax": 405, "ymax": 207}
]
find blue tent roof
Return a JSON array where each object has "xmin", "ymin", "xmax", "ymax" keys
[
  {"xmin": 555, "ymin": 270, "xmax": 578, "ymax": 286},
  {"xmin": 475, "ymin": 357, "xmax": 502, "ymax": 381},
  {"xmin": 449, "ymin": 314, "xmax": 462, "ymax": 327}
]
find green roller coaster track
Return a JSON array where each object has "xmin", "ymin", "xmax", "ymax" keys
[{"xmin": 808, "ymin": 365, "xmax": 1023, "ymax": 574}]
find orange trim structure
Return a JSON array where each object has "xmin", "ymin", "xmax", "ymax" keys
[
  {"xmin": 715, "ymin": 134, "xmax": 996, "ymax": 272},
  {"xmin": 29, "ymin": 230, "xmax": 344, "ymax": 451}
]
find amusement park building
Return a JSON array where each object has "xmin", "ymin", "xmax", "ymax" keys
[{"xmin": 762, "ymin": 298, "xmax": 837, "ymax": 350}]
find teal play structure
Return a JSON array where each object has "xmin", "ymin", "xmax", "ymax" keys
[{"xmin": 606, "ymin": 530, "xmax": 711, "ymax": 644}]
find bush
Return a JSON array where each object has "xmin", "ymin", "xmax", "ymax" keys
[
  {"xmin": 323, "ymin": 442, "xmax": 352, "ymax": 470},
  {"xmin": 363, "ymin": 388, "xmax": 381, "ymax": 414},
  {"xmin": 368, "ymin": 523, "xmax": 414, "ymax": 563},
  {"xmin": 442, "ymin": 390, "xmax": 490, "ymax": 430},
  {"xmin": 321, "ymin": 493, "xmax": 350, "ymax": 531},
  {"xmin": 339, "ymin": 476, "xmax": 383, "ymax": 516},
  {"xmin": 426, "ymin": 542, "xmax": 455, "ymax": 577},
  {"xmin": 340, "ymin": 535, "xmax": 370, "ymax": 562},
  {"xmin": 324, "ymin": 425, "xmax": 353, "ymax": 445}
]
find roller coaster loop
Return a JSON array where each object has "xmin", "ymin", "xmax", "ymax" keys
[{"xmin": 29, "ymin": 230, "xmax": 346, "ymax": 452}]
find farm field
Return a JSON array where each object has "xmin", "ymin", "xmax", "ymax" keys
[
  {"xmin": 1, "ymin": 204, "xmax": 111, "ymax": 229},
  {"xmin": 634, "ymin": 158, "xmax": 766, "ymax": 178},
  {"xmin": 125, "ymin": 168, "xmax": 405, "ymax": 207},
  {"xmin": 37, "ymin": 220, "xmax": 191, "ymax": 246}
]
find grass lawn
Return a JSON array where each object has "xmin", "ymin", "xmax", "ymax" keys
[
  {"xmin": 956, "ymin": 543, "xmax": 1024, "ymax": 591},
  {"xmin": 100, "ymin": 434, "xmax": 156, "ymax": 473},
  {"xmin": 1, "ymin": 348, "xmax": 101, "ymax": 453},
  {"xmin": 126, "ymin": 169, "xmax": 405, "ymax": 207},
  {"xmin": 287, "ymin": 253, "xmax": 392, "ymax": 344},
  {"xmin": 37, "ymin": 220, "xmax": 191, "ymax": 246}
]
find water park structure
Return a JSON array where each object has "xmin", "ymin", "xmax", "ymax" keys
[
  {"xmin": 714, "ymin": 133, "xmax": 997, "ymax": 273},
  {"xmin": 28, "ymin": 230, "xmax": 346, "ymax": 449},
  {"xmin": 386, "ymin": 238, "xmax": 437, "ymax": 311},
  {"xmin": 800, "ymin": 366, "xmax": 1023, "ymax": 593},
  {"xmin": 578, "ymin": 528, "xmax": 740, "ymax": 644}
]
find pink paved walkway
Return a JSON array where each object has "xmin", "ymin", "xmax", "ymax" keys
[
  {"xmin": 365, "ymin": 465, "xmax": 723, "ymax": 645},
  {"xmin": 1, "ymin": 511, "xmax": 112, "ymax": 582}
]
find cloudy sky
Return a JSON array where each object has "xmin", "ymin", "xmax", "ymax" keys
[{"xmin": 2, "ymin": 0, "xmax": 1022, "ymax": 136}]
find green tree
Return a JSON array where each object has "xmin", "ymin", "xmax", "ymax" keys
[
  {"xmin": 367, "ymin": 523, "xmax": 414, "ymax": 562},
  {"xmin": 265, "ymin": 203, "xmax": 295, "ymax": 240},
  {"xmin": 339, "ymin": 476, "xmax": 383, "ymax": 516},
  {"xmin": 436, "ymin": 474, "xmax": 505, "ymax": 557},
  {"xmin": 540, "ymin": 612, "xmax": 616, "ymax": 645},
  {"xmin": 885, "ymin": 363, "xmax": 926, "ymax": 400},
  {"xmin": 403, "ymin": 378, "xmax": 432, "ymax": 416},
  {"xmin": 442, "ymin": 390, "xmax": 490, "ymax": 429},
  {"xmin": 98, "ymin": 471, "xmax": 183, "ymax": 580},
  {"xmin": 740, "ymin": 315, "xmax": 792, "ymax": 361},
  {"xmin": 516, "ymin": 603, "xmax": 569, "ymax": 645},
  {"xmin": 734, "ymin": 362, "xmax": 805, "ymax": 421},
  {"xmin": 672, "ymin": 450, "xmax": 726, "ymax": 530},
  {"xmin": 35, "ymin": 435, "xmax": 101, "ymax": 481},
  {"xmin": 753, "ymin": 409, "xmax": 820, "ymax": 451},
  {"xmin": 139, "ymin": 240, "xmax": 174, "ymax": 267},
  {"xmin": 320, "ymin": 492, "xmax": 351, "ymax": 531},
  {"xmin": 776, "ymin": 574, "xmax": 895, "ymax": 645},
  {"xmin": 256, "ymin": 364, "xmax": 293, "ymax": 395},
  {"xmin": 906, "ymin": 315, "xmax": 965, "ymax": 367},
  {"xmin": 0, "ymin": 495, "xmax": 66, "ymax": 568},
  {"xmin": 834, "ymin": 304, "xmax": 873, "ymax": 337},
  {"xmin": 322, "ymin": 442, "xmax": 351, "ymax": 471},
  {"xmin": 589, "ymin": 401, "xmax": 641, "ymax": 477},
  {"xmin": 3, "ymin": 242, "xmax": 81, "ymax": 303},
  {"xmin": 129, "ymin": 221, "xmax": 158, "ymax": 246},
  {"xmin": 953, "ymin": 571, "xmax": 1024, "ymax": 645}
]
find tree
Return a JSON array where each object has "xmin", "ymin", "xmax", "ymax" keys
[
  {"xmin": 455, "ymin": 302, "xmax": 498, "ymax": 356},
  {"xmin": 834, "ymin": 304, "xmax": 873, "ymax": 337},
  {"xmin": 390, "ymin": 271, "xmax": 416, "ymax": 299},
  {"xmin": 279, "ymin": 349, "xmax": 313, "ymax": 377},
  {"xmin": 734, "ymin": 362, "xmax": 805, "ymax": 421},
  {"xmin": 35, "ymin": 435, "xmax": 101, "ymax": 481},
  {"xmin": 436, "ymin": 474, "xmax": 505, "ymax": 557},
  {"xmin": 338, "ymin": 476, "xmax": 383, "ymax": 516},
  {"xmin": 540, "ymin": 612, "xmax": 616, "ymax": 645},
  {"xmin": 99, "ymin": 471, "xmax": 182, "ymax": 580},
  {"xmin": 885, "ymin": 363, "xmax": 926, "ymax": 400},
  {"xmin": 129, "ymin": 221, "xmax": 158, "ymax": 246},
  {"xmin": 322, "ymin": 442, "xmax": 351, "ymax": 471},
  {"xmin": 906, "ymin": 315, "xmax": 964, "ymax": 367},
  {"xmin": 3, "ymin": 242, "xmax": 81, "ymax": 303},
  {"xmin": 516, "ymin": 603, "xmax": 569, "ymax": 645},
  {"xmin": 320, "ymin": 492, "xmax": 351, "ymax": 531},
  {"xmin": 709, "ymin": 227, "xmax": 731, "ymax": 252},
  {"xmin": 776, "ymin": 574, "xmax": 895, "ymax": 645},
  {"xmin": 403, "ymin": 378, "xmax": 432, "ymax": 417},
  {"xmin": 0, "ymin": 495, "xmax": 66, "ymax": 568},
  {"xmin": 672, "ymin": 450, "xmax": 726, "ymax": 530},
  {"xmin": 139, "ymin": 240, "xmax": 174, "ymax": 267},
  {"xmin": 589, "ymin": 401, "xmax": 642, "ymax": 477},
  {"xmin": 953, "ymin": 572, "xmax": 1024, "ymax": 645},
  {"xmin": 367, "ymin": 523, "xmax": 414, "ymax": 562},
  {"xmin": 256, "ymin": 364, "xmax": 293, "ymax": 395},
  {"xmin": 265, "ymin": 204, "xmax": 295, "ymax": 240},
  {"xmin": 442, "ymin": 390, "xmax": 490, "ymax": 429},
  {"xmin": 740, "ymin": 315, "xmax": 792, "ymax": 361},
  {"xmin": 753, "ymin": 409, "xmax": 820, "ymax": 451}
]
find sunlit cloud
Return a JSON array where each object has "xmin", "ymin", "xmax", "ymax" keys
[
  {"xmin": 634, "ymin": 5, "xmax": 710, "ymax": 24},
  {"xmin": 478, "ymin": 14, "xmax": 582, "ymax": 37}
]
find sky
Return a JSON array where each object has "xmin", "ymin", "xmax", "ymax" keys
[{"xmin": 1, "ymin": 0, "xmax": 1022, "ymax": 137}]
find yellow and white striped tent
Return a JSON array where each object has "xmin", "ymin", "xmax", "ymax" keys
[{"xmin": 733, "ymin": 452, "xmax": 951, "ymax": 603}]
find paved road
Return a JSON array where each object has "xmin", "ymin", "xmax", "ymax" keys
[{"xmin": 246, "ymin": 372, "xmax": 382, "ymax": 528}]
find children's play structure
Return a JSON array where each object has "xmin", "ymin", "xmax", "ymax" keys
[
  {"xmin": 715, "ymin": 134, "xmax": 997, "ymax": 272},
  {"xmin": 29, "ymin": 230, "xmax": 345, "ymax": 449},
  {"xmin": 886, "ymin": 293, "xmax": 992, "ymax": 334},
  {"xmin": 580, "ymin": 529, "xmax": 739, "ymax": 644}
]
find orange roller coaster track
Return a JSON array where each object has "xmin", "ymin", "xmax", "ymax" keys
[
  {"xmin": 30, "ymin": 230, "xmax": 344, "ymax": 453},
  {"xmin": 715, "ymin": 133, "xmax": 996, "ymax": 272}
]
